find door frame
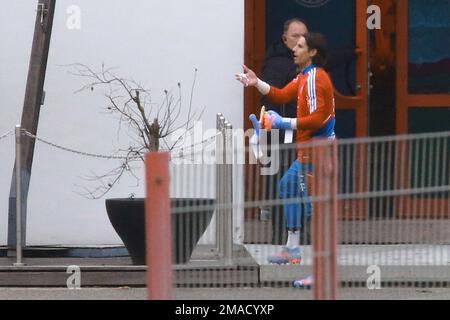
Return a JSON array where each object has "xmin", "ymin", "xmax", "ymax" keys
[
  {"xmin": 396, "ymin": 0, "xmax": 450, "ymax": 135},
  {"xmin": 244, "ymin": 0, "xmax": 266, "ymax": 132},
  {"xmin": 395, "ymin": 0, "xmax": 450, "ymax": 218},
  {"xmin": 244, "ymin": 0, "xmax": 369, "ymax": 136},
  {"xmin": 244, "ymin": 0, "xmax": 370, "ymax": 220}
]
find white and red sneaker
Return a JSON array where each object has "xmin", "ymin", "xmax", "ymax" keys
[{"xmin": 293, "ymin": 275, "xmax": 313, "ymax": 289}]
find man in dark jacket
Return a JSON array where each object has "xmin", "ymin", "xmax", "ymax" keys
[
  {"xmin": 259, "ymin": 18, "xmax": 309, "ymax": 245},
  {"xmin": 261, "ymin": 18, "xmax": 307, "ymax": 118}
]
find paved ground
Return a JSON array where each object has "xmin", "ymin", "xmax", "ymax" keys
[
  {"xmin": 2, "ymin": 244, "xmax": 450, "ymax": 289},
  {"xmin": 1, "ymin": 244, "xmax": 449, "ymax": 300},
  {"xmin": 1, "ymin": 287, "xmax": 449, "ymax": 300}
]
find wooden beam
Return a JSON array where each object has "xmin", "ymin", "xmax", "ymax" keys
[
  {"xmin": 244, "ymin": 0, "xmax": 266, "ymax": 131},
  {"xmin": 355, "ymin": 0, "xmax": 369, "ymax": 137},
  {"xmin": 406, "ymin": 95, "xmax": 450, "ymax": 107},
  {"xmin": 243, "ymin": 0, "xmax": 266, "ymax": 220},
  {"xmin": 7, "ymin": 0, "xmax": 56, "ymax": 250}
]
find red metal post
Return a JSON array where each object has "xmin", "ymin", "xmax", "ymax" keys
[
  {"xmin": 146, "ymin": 152, "xmax": 173, "ymax": 300},
  {"xmin": 312, "ymin": 142, "xmax": 326, "ymax": 300},
  {"xmin": 312, "ymin": 140, "xmax": 339, "ymax": 300},
  {"xmin": 329, "ymin": 141, "xmax": 339, "ymax": 300}
]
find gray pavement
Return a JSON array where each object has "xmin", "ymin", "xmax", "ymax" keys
[
  {"xmin": 0, "ymin": 287, "xmax": 450, "ymax": 300},
  {"xmin": 1, "ymin": 244, "xmax": 449, "ymax": 300},
  {"xmin": 2, "ymin": 244, "xmax": 450, "ymax": 290}
]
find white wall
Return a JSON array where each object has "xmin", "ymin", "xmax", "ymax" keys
[{"xmin": 0, "ymin": 0, "xmax": 244, "ymax": 245}]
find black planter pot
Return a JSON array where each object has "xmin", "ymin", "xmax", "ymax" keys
[{"xmin": 105, "ymin": 198, "xmax": 215, "ymax": 265}]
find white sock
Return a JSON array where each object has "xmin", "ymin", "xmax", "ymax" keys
[{"xmin": 286, "ymin": 230, "xmax": 300, "ymax": 249}]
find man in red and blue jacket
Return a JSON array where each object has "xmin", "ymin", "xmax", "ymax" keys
[{"xmin": 237, "ymin": 32, "xmax": 335, "ymax": 272}]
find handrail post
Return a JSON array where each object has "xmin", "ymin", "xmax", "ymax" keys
[
  {"xmin": 216, "ymin": 114, "xmax": 225, "ymax": 257},
  {"xmin": 223, "ymin": 121, "xmax": 234, "ymax": 265},
  {"xmin": 215, "ymin": 114, "xmax": 234, "ymax": 264},
  {"xmin": 14, "ymin": 125, "xmax": 25, "ymax": 267}
]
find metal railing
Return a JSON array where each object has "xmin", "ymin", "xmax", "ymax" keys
[
  {"xmin": 169, "ymin": 130, "xmax": 449, "ymax": 298},
  {"xmin": 335, "ymin": 132, "xmax": 450, "ymax": 290},
  {"xmin": 215, "ymin": 114, "xmax": 234, "ymax": 264},
  {"xmin": 2, "ymin": 121, "xmax": 449, "ymax": 299},
  {"xmin": 3, "ymin": 116, "xmax": 235, "ymax": 267},
  {"xmin": 242, "ymin": 131, "xmax": 449, "ymax": 298}
]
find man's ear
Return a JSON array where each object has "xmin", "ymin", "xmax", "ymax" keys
[
  {"xmin": 282, "ymin": 35, "xmax": 288, "ymax": 44},
  {"xmin": 309, "ymin": 48, "xmax": 318, "ymax": 58}
]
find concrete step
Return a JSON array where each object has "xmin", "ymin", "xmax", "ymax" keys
[{"xmin": 0, "ymin": 245, "xmax": 259, "ymax": 287}]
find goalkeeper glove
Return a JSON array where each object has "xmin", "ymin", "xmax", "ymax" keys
[{"xmin": 262, "ymin": 111, "xmax": 297, "ymax": 131}]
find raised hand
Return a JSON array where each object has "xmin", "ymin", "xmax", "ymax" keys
[{"xmin": 235, "ymin": 65, "xmax": 258, "ymax": 87}]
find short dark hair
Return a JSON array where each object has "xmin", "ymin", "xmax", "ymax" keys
[
  {"xmin": 303, "ymin": 32, "xmax": 328, "ymax": 67},
  {"xmin": 283, "ymin": 18, "xmax": 308, "ymax": 35}
]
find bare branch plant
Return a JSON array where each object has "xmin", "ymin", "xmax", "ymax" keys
[{"xmin": 69, "ymin": 63, "xmax": 203, "ymax": 199}]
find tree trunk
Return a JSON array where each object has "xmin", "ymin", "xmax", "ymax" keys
[{"xmin": 148, "ymin": 119, "xmax": 160, "ymax": 151}]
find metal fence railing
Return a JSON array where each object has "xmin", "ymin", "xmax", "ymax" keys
[
  {"xmin": 1, "ymin": 119, "xmax": 449, "ymax": 299},
  {"xmin": 335, "ymin": 132, "xmax": 450, "ymax": 291},
  {"xmin": 2, "ymin": 115, "xmax": 230, "ymax": 268},
  {"xmin": 170, "ymin": 130, "xmax": 449, "ymax": 299}
]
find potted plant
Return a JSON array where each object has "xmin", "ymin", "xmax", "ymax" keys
[{"xmin": 71, "ymin": 64, "xmax": 215, "ymax": 265}]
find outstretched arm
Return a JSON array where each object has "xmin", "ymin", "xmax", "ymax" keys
[{"xmin": 236, "ymin": 65, "xmax": 298, "ymax": 104}]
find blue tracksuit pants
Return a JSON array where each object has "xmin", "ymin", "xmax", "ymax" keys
[{"xmin": 279, "ymin": 161, "xmax": 313, "ymax": 230}]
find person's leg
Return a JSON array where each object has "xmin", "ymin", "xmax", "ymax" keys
[
  {"xmin": 293, "ymin": 165, "xmax": 314, "ymax": 286},
  {"xmin": 260, "ymin": 171, "xmax": 274, "ymax": 221},
  {"xmin": 300, "ymin": 168, "xmax": 313, "ymax": 245},
  {"xmin": 260, "ymin": 131, "xmax": 275, "ymax": 221},
  {"xmin": 280, "ymin": 161, "xmax": 302, "ymax": 231},
  {"xmin": 271, "ymin": 145, "xmax": 293, "ymax": 244},
  {"xmin": 268, "ymin": 161, "xmax": 302, "ymax": 264}
]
